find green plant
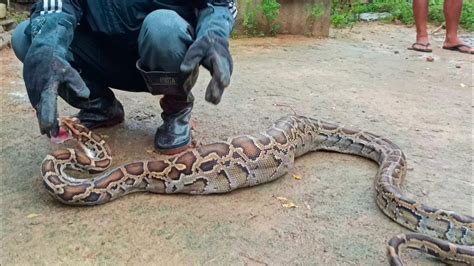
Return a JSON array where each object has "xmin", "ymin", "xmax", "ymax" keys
[
  {"xmin": 261, "ymin": 0, "xmax": 281, "ymax": 36},
  {"xmin": 304, "ymin": 4, "xmax": 326, "ymax": 36},
  {"xmin": 311, "ymin": 4, "xmax": 325, "ymax": 20},
  {"xmin": 6, "ymin": 9, "xmax": 29, "ymax": 24},
  {"xmin": 460, "ymin": 2, "xmax": 474, "ymax": 31},
  {"xmin": 243, "ymin": 0, "xmax": 259, "ymax": 36},
  {"xmin": 331, "ymin": 12, "xmax": 357, "ymax": 28},
  {"xmin": 329, "ymin": 0, "xmax": 474, "ymax": 30}
]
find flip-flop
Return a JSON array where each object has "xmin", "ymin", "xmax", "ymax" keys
[
  {"xmin": 442, "ymin": 44, "xmax": 474, "ymax": 54},
  {"xmin": 408, "ymin": 42, "xmax": 432, "ymax": 53}
]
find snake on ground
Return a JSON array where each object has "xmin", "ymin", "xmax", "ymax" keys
[{"xmin": 40, "ymin": 116, "xmax": 473, "ymax": 265}]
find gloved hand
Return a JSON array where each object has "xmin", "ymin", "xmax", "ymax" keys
[
  {"xmin": 180, "ymin": 4, "xmax": 234, "ymax": 105},
  {"xmin": 23, "ymin": 13, "xmax": 89, "ymax": 137}
]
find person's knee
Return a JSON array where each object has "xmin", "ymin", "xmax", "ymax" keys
[
  {"xmin": 11, "ymin": 20, "xmax": 31, "ymax": 62},
  {"xmin": 138, "ymin": 10, "xmax": 193, "ymax": 71}
]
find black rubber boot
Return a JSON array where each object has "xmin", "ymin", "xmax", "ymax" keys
[
  {"xmin": 155, "ymin": 94, "xmax": 194, "ymax": 154},
  {"xmin": 75, "ymin": 98, "xmax": 125, "ymax": 129},
  {"xmin": 58, "ymin": 81, "xmax": 125, "ymax": 130}
]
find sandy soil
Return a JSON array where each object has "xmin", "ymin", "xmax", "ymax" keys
[{"xmin": 0, "ymin": 24, "xmax": 472, "ymax": 265}]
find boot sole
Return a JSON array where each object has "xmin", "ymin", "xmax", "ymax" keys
[
  {"xmin": 85, "ymin": 116, "xmax": 125, "ymax": 130},
  {"xmin": 155, "ymin": 140, "xmax": 192, "ymax": 155}
]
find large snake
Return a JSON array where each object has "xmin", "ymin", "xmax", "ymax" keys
[{"xmin": 40, "ymin": 116, "xmax": 473, "ymax": 265}]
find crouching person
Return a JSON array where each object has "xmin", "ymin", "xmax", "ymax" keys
[{"xmin": 12, "ymin": 0, "xmax": 237, "ymax": 154}]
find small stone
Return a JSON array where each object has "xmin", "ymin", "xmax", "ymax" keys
[
  {"xmin": 359, "ymin": 12, "xmax": 392, "ymax": 22},
  {"xmin": 394, "ymin": 51, "xmax": 399, "ymax": 54},
  {"xmin": 426, "ymin": 56, "xmax": 434, "ymax": 62},
  {"xmin": 0, "ymin": 4, "xmax": 6, "ymax": 19},
  {"xmin": 456, "ymin": 65, "xmax": 461, "ymax": 68}
]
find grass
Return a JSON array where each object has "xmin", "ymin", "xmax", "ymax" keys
[
  {"xmin": 331, "ymin": 0, "xmax": 474, "ymax": 31},
  {"xmin": 6, "ymin": 9, "xmax": 29, "ymax": 24}
]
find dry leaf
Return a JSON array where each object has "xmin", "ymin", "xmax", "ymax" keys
[
  {"xmin": 275, "ymin": 196, "xmax": 288, "ymax": 202},
  {"xmin": 275, "ymin": 196, "xmax": 297, "ymax": 208},
  {"xmin": 292, "ymin": 175, "xmax": 302, "ymax": 180},
  {"xmin": 282, "ymin": 203, "xmax": 297, "ymax": 208},
  {"xmin": 27, "ymin": 213, "xmax": 40, "ymax": 219}
]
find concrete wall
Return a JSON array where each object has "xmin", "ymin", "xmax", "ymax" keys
[{"xmin": 235, "ymin": 0, "xmax": 331, "ymax": 37}]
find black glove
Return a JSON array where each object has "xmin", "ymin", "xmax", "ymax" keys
[
  {"xmin": 180, "ymin": 5, "xmax": 234, "ymax": 105},
  {"xmin": 23, "ymin": 13, "xmax": 89, "ymax": 137}
]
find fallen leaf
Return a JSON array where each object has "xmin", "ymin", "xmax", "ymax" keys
[
  {"xmin": 27, "ymin": 213, "xmax": 40, "ymax": 219},
  {"xmin": 292, "ymin": 175, "xmax": 302, "ymax": 180},
  {"xmin": 275, "ymin": 196, "xmax": 288, "ymax": 202},
  {"xmin": 100, "ymin": 134, "xmax": 110, "ymax": 139},
  {"xmin": 282, "ymin": 203, "xmax": 297, "ymax": 208},
  {"xmin": 274, "ymin": 196, "xmax": 297, "ymax": 208}
]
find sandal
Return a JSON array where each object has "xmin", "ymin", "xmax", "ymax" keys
[
  {"xmin": 408, "ymin": 42, "xmax": 432, "ymax": 53},
  {"xmin": 442, "ymin": 44, "xmax": 474, "ymax": 54}
]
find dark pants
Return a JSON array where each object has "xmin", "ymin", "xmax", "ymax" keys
[{"xmin": 12, "ymin": 10, "xmax": 195, "ymax": 108}]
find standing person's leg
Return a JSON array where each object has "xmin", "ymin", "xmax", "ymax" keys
[
  {"xmin": 137, "ymin": 9, "xmax": 199, "ymax": 154},
  {"xmin": 411, "ymin": 0, "xmax": 432, "ymax": 52},
  {"xmin": 442, "ymin": 0, "xmax": 473, "ymax": 54}
]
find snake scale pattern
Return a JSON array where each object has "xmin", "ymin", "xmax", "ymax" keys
[{"xmin": 41, "ymin": 116, "xmax": 473, "ymax": 265}]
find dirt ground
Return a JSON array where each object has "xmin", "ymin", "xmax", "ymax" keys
[{"xmin": 0, "ymin": 23, "xmax": 472, "ymax": 265}]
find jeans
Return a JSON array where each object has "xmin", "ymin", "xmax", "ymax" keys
[{"xmin": 12, "ymin": 9, "xmax": 195, "ymax": 104}]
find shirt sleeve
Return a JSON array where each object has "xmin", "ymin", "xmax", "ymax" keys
[
  {"xmin": 206, "ymin": 0, "xmax": 237, "ymax": 20},
  {"xmin": 30, "ymin": 0, "xmax": 84, "ymax": 24},
  {"xmin": 227, "ymin": 0, "xmax": 237, "ymax": 20}
]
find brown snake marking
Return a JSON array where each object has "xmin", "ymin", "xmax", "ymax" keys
[{"xmin": 41, "ymin": 116, "xmax": 473, "ymax": 265}]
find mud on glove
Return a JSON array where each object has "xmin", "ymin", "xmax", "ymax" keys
[
  {"xmin": 180, "ymin": 4, "xmax": 234, "ymax": 105},
  {"xmin": 23, "ymin": 13, "xmax": 89, "ymax": 137}
]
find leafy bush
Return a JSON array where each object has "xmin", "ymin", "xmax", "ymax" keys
[
  {"xmin": 331, "ymin": 0, "xmax": 473, "ymax": 31},
  {"xmin": 331, "ymin": 12, "xmax": 357, "ymax": 28},
  {"xmin": 261, "ymin": 0, "xmax": 281, "ymax": 35},
  {"xmin": 243, "ymin": 0, "xmax": 259, "ymax": 35},
  {"xmin": 461, "ymin": 2, "xmax": 474, "ymax": 31},
  {"xmin": 311, "ymin": 4, "xmax": 325, "ymax": 20}
]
